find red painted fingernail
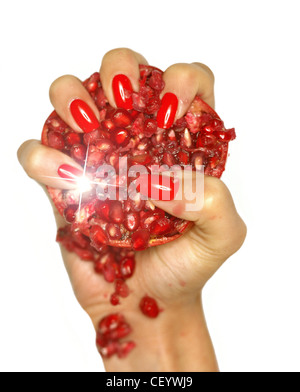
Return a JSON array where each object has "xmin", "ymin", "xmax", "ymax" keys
[
  {"xmin": 58, "ymin": 164, "xmax": 83, "ymax": 181},
  {"xmin": 70, "ymin": 99, "xmax": 100, "ymax": 133},
  {"xmin": 112, "ymin": 74, "xmax": 133, "ymax": 109},
  {"xmin": 156, "ymin": 92, "xmax": 178, "ymax": 129},
  {"xmin": 139, "ymin": 174, "xmax": 179, "ymax": 201}
]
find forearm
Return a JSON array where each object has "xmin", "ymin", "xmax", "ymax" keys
[{"xmin": 102, "ymin": 294, "xmax": 219, "ymax": 372}]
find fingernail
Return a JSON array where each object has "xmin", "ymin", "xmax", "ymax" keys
[
  {"xmin": 156, "ymin": 92, "xmax": 178, "ymax": 129},
  {"xmin": 58, "ymin": 164, "xmax": 83, "ymax": 181},
  {"xmin": 139, "ymin": 173, "xmax": 180, "ymax": 201},
  {"xmin": 70, "ymin": 99, "xmax": 100, "ymax": 133},
  {"xmin": 112, "ymin": 74, "xmax": 133, "ymax": 109}
]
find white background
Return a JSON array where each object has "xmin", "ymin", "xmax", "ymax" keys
[{"xmin": 1, "ymin": 0, "xmax": 299, "ymax": 372}]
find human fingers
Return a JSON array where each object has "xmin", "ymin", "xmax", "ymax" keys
[
  {"xmin": 156, "ymin": 62, "xmax": 215, "ymax": 129},
  {"xmin": 17, "ymin": 139, "xmax": 89, "ymax": 190},
  {"xmin": 49, "ymin": 75, "xmax": 101, "ymax": 134},
  {"xmin": 99, "ymin": 47, "xmax": 148, "ymax": 109},
  {"xmin": 148, "ymin": 174, "xmax": 246, "ymax": 258}
]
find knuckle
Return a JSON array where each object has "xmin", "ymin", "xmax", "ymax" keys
[
  {"xmin": 102, "ymin": 47, "xmax": 135, "ymax": 64},
  {"xmin": 191, "ymin": 62, "xmax": 215, "ymax": 83},
  {"xmin": 165, "ymin": 63, "xmax": 197, "ymax": 83},
  {"xmin": 49, "ymin": 74, "xmax": 78, "ymax": 99},
  {"xmin": 203, "ymin": 177, "xmax": 227, "ymax": 211},
  {"xmin": 224, "ymin": 217, "xmax": 247, "ymax": 258}
]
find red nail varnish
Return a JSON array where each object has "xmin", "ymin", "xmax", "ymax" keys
[
  {"xmin": 57, "ymin": 164, "xmax": 83, "ymax": 181},
  {"xmin": 139, "ymin": 173, "xmax": 179, "ymax": 201},
  {"xmin": 156, "ymin": 92, "xmax": 178, "ymax": 129},
  {"xmin": 70, "ymin": 99, "xmax": 100, "ymax": 133},
  {"xmin": 112, "ymin": 74, "xmax": 133, "ymax": 109}
]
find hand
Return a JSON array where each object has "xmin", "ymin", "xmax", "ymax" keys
[{"xmin": 18, "ymin": 48, "xmax": 246, "ymax": 372}]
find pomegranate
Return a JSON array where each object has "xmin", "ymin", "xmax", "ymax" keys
[
  {"xmin": 44, "ymin": 64, "xmax": 236, "ymax": 359},
  {"xmin": 42, "ymin": 65, "xmax": 235, "ymax": 251}
]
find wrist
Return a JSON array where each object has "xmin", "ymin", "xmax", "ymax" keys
[{"xmin": 100, "ymin": 293, "xmax": 218, "ymax": 372}]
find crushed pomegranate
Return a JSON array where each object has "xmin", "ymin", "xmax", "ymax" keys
[
  {"xmin": 42, "ymin": 64, "xmax": 235, "ymax": 251},
  {"xmin": 43, "ymin": 64, "xmax": 236, "ymax": 359}
]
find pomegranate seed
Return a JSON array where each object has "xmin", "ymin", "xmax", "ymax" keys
[
  {"xmin": 112, "ymin": 109, "xmax": 132, "ymax": 127},
  {"xmin": 162, "ymin": 152, "xmax": 175, "ymax": 166},
  {"xmin": 132, "ymin": 229, "xmax": 150, "ymax": 251},
  {"xmin": 97, "ymin": 341, "xmax": 119, "ymax": 358},
  {"xmin": 200, "ymin": 133, "xmax": 217, "ymax": 147},
  {"xmin": 144, "ymin": 118, "xmax": 157, "ymax": 137},
  {"xmin": 64, "ymin": 131, "xmax": 81, "ymax": 146},
  {"xmin": 94, "ymin": 252, "xmax": 114, "ymax": 274},
  {"xmin": 47, "ymin": 115, "xmax": 67, "ymax": 132},
  {"xmin": 139, "ymin": 296, "xmax": 159, "ymax": 318},
  {"xmin": 123, "ymin": 212, "xmax": 140, "ymax": 231},
  {"xmin": 98, "ymin": 313, "xmax": 125, "ymax": 334},
  {"xmin": 114, "ymin": 279, "xmax": 130, "ymax": 298},
  {"xmin": 86, "ymin": 145, "xmax": 105, "ymax": 167},
  {"xmin": 109, "ymin": 201, "xmax": 124, "ymax": 223},
  {"xmin": 102, "ymin": 261, "xmax": 119, "ymax": 283},
  {"xmin": 63, "ymin": 205, "xmax": 78, "ymax": 223},
  {"xmin": 137, "ymin": 138, "xmax": 151, "ymax": 151},
  {"xmin": 178, "ymin": 150, "xmax": 189, "ymax": 165},
  {"xmin": 215, "ymin": 128, "xmax": 236, "ymax": 141},
  {"xmin": 131, "ymin": 113, "xmax": 145, "ymax": 135},
  {"xmin": 48, "ymin": 131, "xmax": 65, "ymax": 150},
  {"xmin": 73, "ymin": 247, "xmax": 94, "ymax": 261},
  {"xmin": 95, "ymin": 88, "xmax": 108, "ymax": 108},
  {"xmin": 148, "ymin": 69, "xmax": 165, "ymax": 90},
  {"xmin": 71, "ymin": 230, "xmax": 90, "ymax": 249},
  {"xmin": 168, "ymin": 129, "xmax": 177, "ymax": 141},
  {"xmin": 110, "ymin": 293, "xmax": 120, "ymax": 306},
  {"xmin": 107, "ymin": 151, "xmax": 120, "ymax": 168},
  {"xmin": 203, "ymin": 118, "xmax": 224, "ymax": 133},
  {"xmin": 83, "ymin": 129, "xmax": 101, "ymax": 146},
  {"xmin": 145, "ymin": 96, "xmax": 161, "ymax": 114},
  {"xmin": 95, "ymin": 200, "xmax": 111, "ymax": 221},
  {"xmin": 145, "ymin": 200, "xmax": 156, "ymax": 211},
  {"xmin": 90, "ymin": 225, "xmax": 108, "ymax": 246},
  {"xmin": 111, "ymin": 128, "xmax": 129, "ymax": 146},
  {"xmin": 181, "ymin": 128, "xmax": 192, "ymax": 148},
  {"xmin": 129, "ymin": 193, "xmax": 145, "ymax": 212},
  {"xmin": 95, "ymin": 331, "xmax": 107, "ymax": 348},
  {"xmin": 95, "ymin": 138, "xmax": 114, "ymax": 153},
  {"xmin": 120, "ymin": 257, "xmax": 135, "ymax": 279},
  {"xmin": 70, "ymin": 144, "xmax": 87, "ymax": 162},
  {"xmin": 140, "ymin": 209, "xmax": 165, "ymax": 229},
  {"xmin": 106, "ymin": 322, "xmax": 132, "ymax": 341},
  {"xmin": 107, "ymin": 223, "xmax": 122, "ymax": 240},
  {"xmin": 85, "ymin": 72, "xmax": 100, "ymax": 93},
  {"xmin": 150, "ymin": 217, "xmax": 173, "ymax": 236},
  {"xmin": 117, "ymin": 341, "xmax": 136, "ymax": 358},
  {"xmin": 129, "ymin": 153, "xmax": 152, "ymax": 165},
  {"xmin": 102, "ymin": 118, "xmax": 115, "ymax": 131},
  {"xmin": 132, "ymin": 92, "xmax": 146, "ymax": 111},
  {"xmin": 209, "ymin": 154, "xmax": 220, "ymax": 169},
  {"xmin": 191, "ymin": 152, "xmax": 204, "ymax": 169}
]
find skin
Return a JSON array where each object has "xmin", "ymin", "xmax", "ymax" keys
[{"xmin": 17, "ymin": 48, "xmax": 247, "ymax": 372}]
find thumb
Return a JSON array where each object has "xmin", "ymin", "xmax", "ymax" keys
[{"xmin": 147, "ymin": 173, "xmax": 247, "ymax": 258}]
